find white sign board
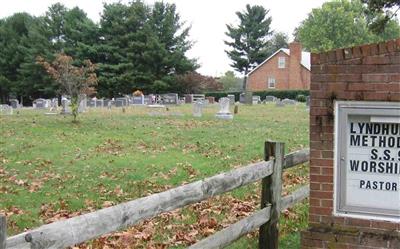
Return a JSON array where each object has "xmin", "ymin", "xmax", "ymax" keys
[{"xmin": 334, "ymin": 101, "xmax": 400, "ymax": 222}]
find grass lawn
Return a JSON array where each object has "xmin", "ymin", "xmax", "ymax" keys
[{"xmin": 0, "ymin": 103, "xmax": 309, "ymax": 248}]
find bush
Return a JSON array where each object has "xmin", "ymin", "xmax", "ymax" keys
[
  {"xmin": 296, "ymin": 94, "xmax": 307, "ymax": 102},
  {"xmin": 205, "ymin": 90, "xmax": 309, "ymax": 102}
]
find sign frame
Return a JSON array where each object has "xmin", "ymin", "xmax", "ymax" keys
[{"xmin": 334, "ymin": 101, "xmax": 400, "ymax": 222}]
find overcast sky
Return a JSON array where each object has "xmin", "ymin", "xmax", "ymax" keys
[{"xmin": 0, "ymin": 0, "xmax": 329, "ymax": 76}]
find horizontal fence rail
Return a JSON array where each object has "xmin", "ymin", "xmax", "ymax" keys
[
  {"xmin": 4, "ymin": 146, "xmax": 310, "ymax": 249},
  {"xmin": 189, "ymin": 185, "xmax": 310, "ymax": 249},
  {"xmin": 283, "ymin": 148, "xmax": 309, "ymax": 169},
  {"xmin": 280, "ymin": 186, "xmax": 310, "ymax": 211},
  {"xmin": 6, "ymin": 161, "xmax": 273, "ymax": 249},
  {"xmin": 188, "ymin": 206, "xmax": 272, "ymax": 249}
]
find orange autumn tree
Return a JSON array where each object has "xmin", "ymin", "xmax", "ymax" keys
[{"xmin": 37, "ymin": 54, "xmax": 97, "ymax": 122}]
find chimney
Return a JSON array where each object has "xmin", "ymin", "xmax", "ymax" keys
[
  {"xmin": 289, "ymin": 42, "xmax": 302, "ymax": 62},
  {"xmin": 288, "ymin": 42, "xmax": 302, "ymax": 89}
]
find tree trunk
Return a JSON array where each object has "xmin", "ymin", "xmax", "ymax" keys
[
  {"xmin": 71, "ymin": 96, "xmax": 79, "ymax": 123},
  {"xmin": 242, "ymin": 69, "xmax": 248, "ymax": 91}
]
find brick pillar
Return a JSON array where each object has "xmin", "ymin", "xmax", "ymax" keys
[{"xmin": 301, "ymin": 38, "xmax": 400, "ymax": 249}]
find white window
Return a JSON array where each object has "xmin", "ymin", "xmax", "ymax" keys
[
  {"xmin": 278, "ymin": 57, "xmax": 285, "ymax": 68},
  {"xmin": 268, "ymin": 77, "xmax": 276, "ymax": 88}
]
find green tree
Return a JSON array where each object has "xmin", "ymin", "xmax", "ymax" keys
[
  {"xmin": 95, "ymin": 1, "xmax": 197, "ymax": 97},
  {"xmin": 145, "ymin": 2, "xmax": 197, "ymax": 92},
  {"xmin": 218, "ymin": 71, "xmax": 242, "ymax": 91},
  {"xmin": 95, "ymin": 1, "xmax": 149, "ymax": 97},
  {"xmin": 362, "ymin": 0, "xmax": 400, "ymax": 33},
  {"xmin": 225, "ymin": 4, "xmax": 272, "ymax": 90},
  {"xmin": 295, "ymin": 0, "xmax": 400, "ymax": 52},
  {"xmin": 0, "ymin": 4, "xmax": 98, "ymax": 104},
  {"xmin": 44, "ymin": 3, "xmax": 98, "ymax": 59},
  {"xmin": 44, "ymin": 3, "xmax": 68, "ymax": 52},
  {"xmin": 17, "ymin": 16, "xmax": 55, "ymax": 102},
  {"xmin": 264, "ymin": 32, "xmax": 289, "ymax": 58},
  {"xmin": 0, "ymin": 13, "xmax": 38, "ymax": 103}
]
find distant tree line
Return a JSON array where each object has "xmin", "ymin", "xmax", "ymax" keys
[{"xmin": 0, "ymin": 1, "xmax": 216, "ymax": 104}]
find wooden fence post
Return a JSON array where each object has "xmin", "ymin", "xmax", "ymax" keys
[
  {"xmin": 259, "ymin": 141, "xmax": 284, "ymax": 249},
  {"xmin": 0, "ymin": 215, "xmax": 6, "ymax": 249}
]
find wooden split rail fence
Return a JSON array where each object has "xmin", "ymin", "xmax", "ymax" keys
[{"xmin": 0, "ymin": 141, "xmax": 310, "ymax": 249}]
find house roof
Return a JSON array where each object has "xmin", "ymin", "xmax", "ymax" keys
[{"xmin": 247, "ymin": 48, "xmax": 311, "ymax": 76}]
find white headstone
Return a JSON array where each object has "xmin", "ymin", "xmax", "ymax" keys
[
  {"xmin": 275, "ymin": 99, "xmax": 285, "ymax": 107},
  {"xmin": 264, "ymin": 96, "xmax": 276, "ymax": 102},
  {"xmin": 0, "ymin": 104, "xmax": 13, "ymax": 115},
  {"xmin": 61, "ymin": 98, "xmax": 72, "ymax": 114},
  {"xmin": 78, "ymin": 95, "xmax": 87, "ymax": 113},
  {"xmin": 193, "ymin": 101, "xmax": 203, "ymax": 117},
  {"xmin": 216, "ymin": 97, "xmax": 233, "ymax": 120}
]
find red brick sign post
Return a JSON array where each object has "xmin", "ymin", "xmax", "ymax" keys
[{"xmin": 301, "ymin": 39, "xmax": 400, "ymax": 249}]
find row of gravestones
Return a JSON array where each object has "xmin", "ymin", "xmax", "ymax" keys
[
  {"xmin": 228, "ymin": 94, "xmax": 310, "ymax": 105},
  {"xmin": 184, "ymin": 94, "xmax": 216, "ymax": 104},
  {"xmin": 227, "ymin": 94, "xmax": 279, "ymax": 105},
  {"xmin": 192, "ymin": 95, "xmax": 311, "ymax": 118},
  {"xmin": 1, "ymin": 93, "xmax": 310, "ymax": 116},
  {"xmin": 192, "ymin": 97, "xmax": 233, "ymax": 119},
  {"xmin": 25, "ymin": 93, "xmax": 182, "ymax": 114},
  {"xmin": 79, "ymin": 93, "xmax": 181, "ymax": 108}
]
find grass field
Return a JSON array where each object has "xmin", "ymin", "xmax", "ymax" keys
[{"xmin": 0, "ymin": 103, "xmax": 309, "ymax": 248}]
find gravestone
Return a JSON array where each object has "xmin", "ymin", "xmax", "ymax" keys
[
  {"xmin": 143, "ymin": 95, "xmax": 152, "ymax": 105},
  {"xmin": 281, "ymin": 98, "xmax": 296, "ymax": 105},
  {"xmin": 244, "ymin": 92, "xmax": 253, "ymax": 105},
  {"xmin": 87, "ymin": 99, "xmax": 95, "ymax": 108},
  {"xmin": 305, "ymin": 96, "xmax": 310, "ymax": 111},
  {"xmin": 9, "ymin": 99, "xmax": 19, "ymax": 109},
  {"xmin": 115, "ymin": 98, "xmax": 128, "ymax": 107},
  {"xmin": 206, "ymin": 96, "xmax": 215, "ymax": 104},
  {"xmin": 162, "ymin": 93, "xmax": 179, "ymax": 105},
  {"xmin": 227, "ymin": 94, "xmax": 235, "ymax": 105},
  {"xmin": 103, "ymin": 99, "xmax": 112, "ymax": 108},
  {"xmin": 239, "ymin": 93, "xmax": 245, "ymax": 103},
  {"xmin": 240, "ymin": 92, "xmax": 253, "ymax": 105},
  {"xmin": 215, "ymin": 97, "xmax": 233, "ymax": 120},
  {"xmin": 106, "ymin": 100, "xmax": 113, "ymax": 109},
  {"xmin": 34, "ymin": 98, "xmax": 46, "ymax": 109},
  {"xmin": 147, "ymin": 104, "xmax": 166, "ymax": 109},
  {"xmin": 49, "ymin": 98, "xmax": 58, "ymax": 113},
  {"xmin": 61, "ymin": 99, "xmax": 71, "ymax": 114},
  {"xmin": 78, "ymin": 95, "xmax": 87, "ymax": 113},
  {"xmin": 0, "ymin": 104, "xmax": 13, "ymax": 115},
  {"xmin": 132, "ymin": 95, "xmax": 144, "ymax": 105},
  {"xmin": 301, "ymin": 39, "xmax": 400, "ymax": 249},
  {"xmin": 264, "ymin": 96, "xmax": 276, "ymax": 102},
  {"xmin": 185, "ymin": 94, "xmax": 193, "ymax": 104},
  {"xmin": 192, "ymin": 101, "xmax": 203, "ymax": 117},
  {"xmin": 95, "ymin": 99, "xmax": 104, "ymax": 108},
  {"xmin": 252, "ymin": 95, "xmax": 261, "ymax": 104},
  {"xmin": 275, "ymin": 99, "xmax": 285, "ymax": 107},
  {"xmin": 192, "ymin": 94, "xmax": 205, "ymax": 103}
]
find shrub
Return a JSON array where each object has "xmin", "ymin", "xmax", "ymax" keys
[
  {"xmin": 205, "ymin": 90, "xmax": 309, "ymax": 102},
  {"xmin": 296, "ymin": 94, "xmax": 307, "ymax": 102}
]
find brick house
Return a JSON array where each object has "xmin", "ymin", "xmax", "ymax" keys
[{"xmin": 246, "ymin": 42, "xmax": 311, "ymax": 91}]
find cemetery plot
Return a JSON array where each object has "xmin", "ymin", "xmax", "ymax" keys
[{"xmin": 0, "ymin": 104, "xmax": 309, "ymax": 248}]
